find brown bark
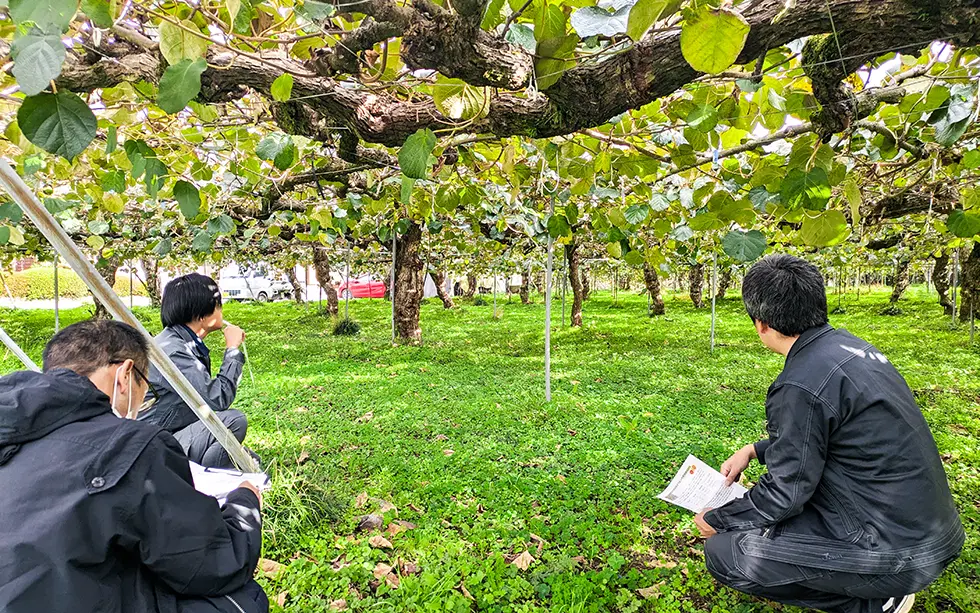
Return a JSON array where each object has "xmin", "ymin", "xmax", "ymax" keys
[
  {"xmin": 92, "ymin": 256, "xmax": 121, "ymax": 320},
  {"xmin": 464, "ymin": 274, "xmax": 477, "ymax": 298},
  {"xmin": 285, "ymin": 266, "xmax": 304, "ymax": 304},
  {"xmin": 140, "ymin": 257, "xmax": 161, "ymax": 308},
  {"xmin": 933, "ymin": 253, "xmax": 954, "ymax": 316},
  {"xmin": 519, "ymin": 273, "xmax": 530, "ymax": 304},
  {"xmin": 689, "ymin": 263, "xmax": 705, "ymax": 309},
  {"xmin": 565, "ymin": 242, "xmax": 583, "ymax": 327},
  {"xmin": 889, "ymin": 258, "xmax": 912, "ymax": 304},
  {"xmin": 715, "ymin": 267, "xmax": 733, "ymax": 301},
  {"xmin": 643, "ymin": 263, "xmax": 666, "ymax": 317},
  {"xmin": 432, "ymin": 270, "xmax": 454, "ymax": 309},
  {"xmin": 958, "ymin": 243, "xmax": 980, "ymax": 323},
  {"xmin": 581, "ymin": 268, "xmax": 591, "ymax": 301},
  {"xmin": 393, "ymin": 223, "xmax": 424, "ymax": 342},
  {"xmin": 312, "ymin": 245, "xmax": 339, "ymax": 316}
]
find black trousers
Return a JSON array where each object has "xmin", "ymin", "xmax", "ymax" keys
[
  {"xmin": 705, "ymin": 530, "xmax": 946, "ymax": 613},
  {"xmin": 173, "ymin": 410, "xmax": 248, "ymax": 468},
  {"xmin": 176, "ymin": 580, "xmax": 269, "ymax": 613}
]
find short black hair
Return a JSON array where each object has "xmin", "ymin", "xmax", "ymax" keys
[
  {"xmin": 160, "ymin": 273, "xmax": 222, "ymax": 328},
  {"xmin": 42, "ymin": 320, "xmax": 150, "ymax": 375},
  {"xmin": 742, "ymin": 254, "xmax": 828, "ymax": 336}
]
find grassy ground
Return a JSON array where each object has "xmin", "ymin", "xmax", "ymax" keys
[{"xmin": 2, "ymin": 285, "xmax": 978, "ymax": 613}]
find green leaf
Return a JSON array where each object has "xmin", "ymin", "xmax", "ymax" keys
[
  {"xmin": 536, "ymin": 3, "xmax": 568, "ymax": 41},
  {"xmin": 106, "ymin": 125, "xmax": 117, "ymax": 154},
  {"xmin": 9, "ymin": 0, "xmax": 76, "ymax": 31},
  {"xmin": 570, "ymin": 6, "xmax": 629, "ymax": 38},
  {"xmin": 296, "ymin": 0, "xmax": 335, "ymax": 20},
  {"xmin": 10, "ymin": 28, "xmax": 66, "ymax": 96},
  {"xmin": 400, "ymin": 175, "xmax": 415, "ymax": 205},
  {"xmin": 159, "ymin": 19, "xmax": 210, "ymax": 65},
  {"xmin": 627, "ymin": 0, "xmax": 670, "ymax": 41},
  {"xmin": 192, "ymin": 230, "xmax": 214, "ymax": 253},
  {"xmin": 624, "ymin": 249, "xmax": 645, "ymax": 266},
  {"xmin": 88, "ymin": 219, "xmax": 110, "ymax": 235},
  {"xmin": 433, "ymin": 77, "xmax": 490, "ymax": 121},
  {"xmin": 225, "ymin": 0, "xmax": 242, "ymax": 25},
  {"xmin": 44, "ymin": 197, "xmax": 74, "ymax": 213},
  {"xmin": 81, "ymin": 0, "xmax": 113, "ymax": 28},
  {"xmin": 844, "ymin": 180, "xmax": 862, "ymax": 228},
  {"xmin": 935, "ymin": 117, "xmax": 970, "ymax": 147},
  {"xmin": 174, "ymin": 180, "xmax": 202, "ymax": 219},
  {"xmin": 481, "ymin": 0, "xmax": 506, "ymax": 30},
  {"xmin": 650, "ymin": 193, "xmax": 670, "ymax": 211},
  {"xmin": 535, "ymin": 35, "xmax": 578, "ymax": 90},
  {"xmin": 722, "ymin": 229, "xmax": 766, "ymax": 262},
  {"xmin": 963, "ymin": 149, "xmax": 980, "ymax": 170},
  {"xmin": 686, "ymin": 104, "xmax": 718, "ymax": 132},
  {"xmin": 547, "ymin": 213, "xmax": 571, "ymax": 238},
  {"xmin": 0, "ymin": 202, "xmax": 24, "ymax": 224},
  {"xmin": 607, "ymin": 207, "xmax": 628, "ymax": 229},
  {"xmin": 208, "ymin": 214, "xmax": 236, "ymax": 235},
  {"xmin": 256, "ymin": 133, "xmax": 297, "ymax": 171},
  {"xmin": 946, "ymin": 210, "xmax": 980, "ymax": 238},
  {"xmin": 800, "ymin": 210, "xmax": 850, "ymax": 247},
  {"xmin": 157, "ymin": 58, "xmax": 207, "ymax": 114},
  {"xmin": 680, "ymin": 8, "xmax": 750, "ymax": 75},
  {"xmin": 0, "ymin": 227, "xmax": 9, "ymax": 246},
  {"xmin": 606, "ymin": 241, "xmax": 623, "ymax": 258},
  {"xmin": 100, "ymin": 169, "xmax": 126, "ymax": 193},
  {"xmin": 17, "ymin": 92, "xmax": 97, "ymax": 160},
  {"xmin": 670, "ymin": 224, "xmax": 693, "ymax": 241},
  {"xmin": 125, "ymin": 139, "xmax": 168, "ymax": 196},
  {"xmin": 86, "ymin": 234, "xmax": 105, "ymax": 250},
  {"xmin": 153, "ymin": 237, "xmax": 173, "ymax": 256},
  {"xmin": 625, "ymin": 204, "xmax": 650, "ymax": 225},
  {"xmin": 505, "ymin": 24, "xmax": 536, "ymax": 54},
  {"xmin": 271, "ymin": 73, "xmax": 294, "ymax": 102},
  {"xmin": 565, "ymin": 201, "xmax": 579, "ymax": 225},
  {"xmin": 780, "ymin": 168, "xmax": 831, "ymax": 211},
  {"xmin": 398, "ymin": 129, "xmax": 437, "ymax": 180}
]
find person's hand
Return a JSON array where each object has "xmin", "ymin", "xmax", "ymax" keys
[
  {"xmin": 720, "ymin": 444, "xmax": 757, "ymax": 486},
  {"xmin": 223, "ymin": 324, "xmax": 245, "ymax": 349},
  {"xmin": 237, "ymin": 480, "xmax": 262, "ymax": 508},
  {"xmin": 694, "ymin": 511, "xmax": 717, "ymax": 538}
]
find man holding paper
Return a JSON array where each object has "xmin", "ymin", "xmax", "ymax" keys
[{"xmin": 694, "ymin": 255, "xmax": 963, "ymax": 613}]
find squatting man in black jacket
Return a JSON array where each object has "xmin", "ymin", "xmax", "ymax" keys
[
  {"xmin": 0, "ymin": 320, "xmax": 269, "ymax": 613},
  {"xmin": 693, "ymin": 255, "xmax": 964, "ymax": 613}
]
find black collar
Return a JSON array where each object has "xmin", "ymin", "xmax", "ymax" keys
[{"xmin": 786, "ymin": 324, "xmax": 834, "ymax": 362}]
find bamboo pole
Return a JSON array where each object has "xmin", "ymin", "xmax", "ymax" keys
[
  {"xmin": 0, "ymin": 160, "xmax": 258, "ymax": 472},
  {"xmin": 544, "ymin": 195, "xmax": 554, "ymax": 403},
  {"xmin": 0, "ymin": 326, "xmax": 39, "ymax": 372}
]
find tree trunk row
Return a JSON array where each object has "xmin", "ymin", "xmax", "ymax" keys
[
  {"xmin": 959, "ymin": 243, "xmax": 980, "ymax": 323},
  {"xmin": 565, "ymin": 242, "xmax": 583, "ymax": 327},
  {"xmin": 432, "ymin": 270, "xmax": 455, "ymax": 309},
  {"xmin": 933, "ymin": 253, "xmax": 953, "ymax": 316},
  {"xmin": 141, "ymin": 257, "xmax": 162, "ymax": 308},
  {"xmin": 689, "ymin": 263, "xmax": 705, "ymax": 309},
  {"xmin": 889, "ymin": 258, "xmax": 911, "ymax": 305},
  {"xmin": 312, "ymin": 245, "xmax": 339, "ymax": 316},
  {"xmin": 285, "ymin": 266, "xmax": 304, "ymax": 304},
  {"xmin": 643, "ymin": 263, "xmax": 665, "ymax": 316}
]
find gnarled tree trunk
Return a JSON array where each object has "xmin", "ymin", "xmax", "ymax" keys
[
  {"xmin": 933, "ymin": 253, "xmax": 954, "ymax": 315},
  {"xmin": 581, "ymin": 268, "xmax": 591, "ymax": 301},
  {"xmin": 464, "ymin": 274, "xmax": 477, "ymax": 298},
  {"xmin": 958, "ymin": 243, "xmax": 980, "ymax": 323},
  {"xmin": 643, "ymin": 262, "xmax": 665, "ymax": 316},
  {"xmin": 519, "ymin": 272, "xmax": 530, "ymax": 304},
  {"xmin": 140, "ymin": 257, "xmax": 162, "ymax": 308},
  {"xmin": 393, "ymin": 223, "xmax": 424, "ymax": 342},
  {"xmin": 92, "ymin": 256, "xmax": 121, "ymax": 319},
  {"xmin": 565, "ymin": 242, "xmax": 583, "ymax": 327},
  {"xmin": 689, "ymin": 263, "xmax": 705, "ymax": 309},
  {"xmin": 312, "ymin": 245, "xmax": 339, "ymax": 316},
  {"xmin": 715, "ymin": 267, "xmax": 733, "ymax": 301},
  {"xmin": 285, "ymin": 266, "xmax": 304, "ymax": 304},
  {"xmin": 889, "ymin": 258, "xmax": 911, "ymax": 304},
  {"xmin": 432, "ymin": 270, "xmax": 454, "ymax": 309}
]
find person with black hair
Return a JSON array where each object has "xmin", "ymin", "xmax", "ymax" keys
[
  {"xmin": 140, "ymin": 273, "xmax": 253, "ymax": 468},
  {"xmin": 693, "ymin": 255, "xmax": 963, "ymax": 613},
  {"xmin": 0, "ymin": 320, "xmax": 268, "ymax": 613}
]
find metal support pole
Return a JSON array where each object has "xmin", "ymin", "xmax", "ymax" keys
[
  {"xmin": 0, "ymin": 326, "xmax": 39, "ymax": 372},
  {"xmin": 710, "ymin": 252, "xmax": 718, "ymax": 353},
  {"xmin": 0, "ymin": 160, "xmax": 257, "ymax": 472},
  {"xmin": 952, "ymin": 250, "xmax": 959, "ymax": 326},
  {"xmin": 129, "ymin": 262, "xmax": 134, "ymax": 309},
  {"xmin": 391, "ymin": 233, "xmax": 397, "ymax": 343},
  {"xmin": 345, "ymin": 252, "xmax": 351, "ymax": 320},
  {"xmin": 544, "ymin": 196, "xmax": 554, "ymax": 403},
  {"xmin": 493, "ymin": 268, "xmax": 498, "ymax": 315},
  {"xmin": 54, "ymin": 253, "xmax": 60, "ymax": 333},
  {"xmin": 561, "ymin": 249, "xmax": 567, "ymax": 327}
]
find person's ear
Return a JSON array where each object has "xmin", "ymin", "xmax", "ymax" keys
[{"xmin": 116, "ymin": 359, "xmax": 135, "ymax": 393}]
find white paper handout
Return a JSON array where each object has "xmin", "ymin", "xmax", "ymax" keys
[
  {"xmin": 657, "ymin": 455, "xmax": 748, "ymax": 513},
  {"xmin": 189, "ymin": 462, "xmax": 271, "ymax": 504}
]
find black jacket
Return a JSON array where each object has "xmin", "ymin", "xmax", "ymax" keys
[
  {"xmin": 0, "ymin": 369, "xmax": 262, "ymax": 612},
  {"xmin": 705, "ymin": 325, "xmax": 964, "ymax": 574}
]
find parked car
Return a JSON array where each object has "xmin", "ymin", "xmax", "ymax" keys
[
  {"xmin": 338, "ymin": 275, "xmax": 386, "ymax": 299},
  {"xmin": 220, "ymin": 270, "xmax": 292, "ymax": 302}
]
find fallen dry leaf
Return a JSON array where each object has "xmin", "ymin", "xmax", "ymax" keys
[
  {"xmin": 567, "ymin": 429, "xmax": 577, "ymax": 436},
  {"xmin": 328, "ymin": 599, "xmax": 348, "ymax": 611},
  {"xmin": 571, "ymin": 556, "xmax": 587, "ymax": 566},
  {"xmin": 529, "ymin": 533, "xmax": 546, "ymax": 555},
  {"xmin": 387, "ymin": 523, "xmax": 408, "ymax": 537},
  {"xmin": 299, "ymin": 435, "xmax": 311, "ymax": 445},
  {"xmin": 434, "ymin": 434, "xmax": 449, "ymax": 441},
  {"xmin": 379, "ymin": 499, "xmax": 397, "ymax": 513},
  {"xmin": 443, "ymin": 449, "xmax": 454, "ymax": 456},
  {"xmin": 511, "ymin": 550, "xmax": 535, "ymax": 571},
  {"xmin": 357, "ymin": 411, "xmax": 374, "ymax": 423},
  {"xmin": 355, "ymin": 492, "xmax": 369, "ymax": 508},
  {"xmin": 373, "ymin": 563, "xmax": 393, "ymax": 579},
  {"xmin": 385, "ymin": 573, "xmax": 401, "ymax": 589},
  {"xmin": 653, "ymin": 558, "xmax": 678, "ymax": 569},
  {"xmin": 294, "ymin": 406, "xmax": 308, "ymax": 413},
  {"xmin": 369, "ymin": 535, "xmax": 394, "ymax": 549},
  {"xmin": 400, "ymin": 560, "xmax": 418, "ymax": 575},
  {"xmin": 276, "ymin": 591, "xmax": 287, "ymax": 607},
  {"xmin": 258, "ymin": 558, "xmax": 283, "ymax": 577},
  {"xmin": 555, "ymin": 474, "xmax": 566, "ymax": 483},
  {"xmin": 407, "ymin": 504, "xmax": 423, "ymax": 514},
  {"xmin": 460, "ymin": 583, "xmax": 474, "ymax": 600},
  {"xmin": 297, "ymin": 451, "xmax": 310, "ymax": 465},
  {"xmin": 355, "ymin": 514, "xmax": 383, "ymax": 532},
  {"xmin": 637, "ymin": 582, "xmax": 664, "ymax": 599}
]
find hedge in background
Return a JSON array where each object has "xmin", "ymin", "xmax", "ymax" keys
[{"xmin": 4, "ymin": 266, "xmax": 147, "ymax": 300}]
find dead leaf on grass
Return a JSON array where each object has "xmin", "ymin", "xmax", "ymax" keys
[
  {"xmin": 443, "ymin": 449, "xmax": 454, "ymax": 456},
  {"xmin": 434, "ymin": 434, "xmax": 449, "ymax": 441},
  {"xmin": 460, "ymin": 583, "xmax": 474, "ymax": 600},
  {"xmin": 258, "ymin": 558, "xmax": 283, "ymax": 577},
  {"xmin": 328, "ymin": 599, "xmax": 348, "ymax": 611},
  {"xmin": 373, "ymin": 563, "xmax": 393, "ymax": 579},
  {"xmin": 294, "ymin": 406, "xmax": 308, "ymax": 413},
  {"xmin": 296, "ymin": 451, "xmax": 310, "ymax": 465},
  {"xmin": 275, "ymin": 591, "xmax": 287, "ymax": 607},
  {"xmin": 511, "ymin": 550, "xmax": 535, "ymax": 571},
  {"xmin": 554, "ymin": 474, "xmax": 566, "ymax": 483},
  {"xmin": 385, "ymin": 573, "xmax": 400, "ymax": 589},
  {"xmin": 378, "ymin": 499, "xmax": 397, "ymax": 513},
  {"xmin": 355, "ymin": 492, "xmax": 369, "ymax": 508},
  {"xmin": 355, "ymin": 514, "xmax": 383, "ymax": 532},
  {"xmin": 357, "ymin": 411, "xmax": 374, "ymax": 423},
  {"xmin": 299, "ymin": 435, "xmax": 311, "ymax": 445},
  {"xmin": 637, "ymin": 582, "xmax": 664, "ymax": 599},
  {"xmin": 387, "ymin": 523, "xmax": 408, "ymax": 537},
  {"xmin": 369, "ymin": 535, "xmax": 393, "ymax": 549},
  {"xmin": 407, "ymin": 503, "xmax": 423, "ymax": 514},
  {"xmin": 400, "ymin": 560, "xmax": 419, "ymax": 575}
]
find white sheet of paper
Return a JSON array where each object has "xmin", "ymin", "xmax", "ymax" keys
[
  {"xmin": 657, "ymin": 455, "xmax": 748, "ymax": 513},
  {"xmin": 189, "ymin": 462, "xmax": 270, "ymax": 504}
]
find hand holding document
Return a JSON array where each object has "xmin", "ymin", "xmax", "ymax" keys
[
  {"xmin": 189, "ymin": 461, "xmax": 270, "ymax": 505},
  {"xmin": 657, "ymin": 455, "xmax": 748, "ymax": 513}
]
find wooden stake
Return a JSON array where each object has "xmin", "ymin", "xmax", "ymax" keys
[{"xmin": 0, "ymin": 326, "xmax": 39, "ymax": 372}]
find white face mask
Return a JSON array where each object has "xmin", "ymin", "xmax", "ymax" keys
[{"xmin": 110, "ymin": 365, "xmax": 136, "ymax": 419}]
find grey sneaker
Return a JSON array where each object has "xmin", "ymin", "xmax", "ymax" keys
[{"xmin": 883, "ymin": 595, "xmax": 915, "ymax": 613}]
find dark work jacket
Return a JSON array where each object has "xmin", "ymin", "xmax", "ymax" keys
[
  {"xmin": 140, "ymin": 325, "xmax": 245, "ymax": 432},
  {"xmin": 0, "ymin": 369, "xmax": 262, "ymax": 613},
  {"xmin": 705, "ymin": 325, "xmax": 964, "ymax": 574}
]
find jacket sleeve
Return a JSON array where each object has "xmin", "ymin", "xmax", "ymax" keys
[
  {"xmin": 705, "ymin": 383, "xmax": 832, "ymax": 533},
  {"xmin": 124, "ymin": 433, "xmax": 262, "ymax": 596},
  {"xmin": 754, "ymin": 439, "xmax": 772, "ymax": 465},
  {"xmin": 171, "ymin": 345, "xmax": 244, "ymax": 412}
]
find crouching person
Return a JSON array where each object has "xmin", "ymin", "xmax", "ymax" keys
[
  {"xmin": 140, "ymin": 273, "xmax": 254, "ymax": 468},
  {"xmin": 0, "ymin": 320, "xmax": 268, "ymax": 613},
  {"xmin": 695, "ymin": 255, "xmax": 963, "ymax": 613}
]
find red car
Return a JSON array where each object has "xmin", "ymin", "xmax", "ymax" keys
[{"xmin": 338, "ymin": 275, "xmax": 387, "ymax": 299}]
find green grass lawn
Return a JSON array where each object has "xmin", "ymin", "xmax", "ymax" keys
[{"xmin": 2, "ymin": 286, "xmax": 978, "ymax": 612}]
